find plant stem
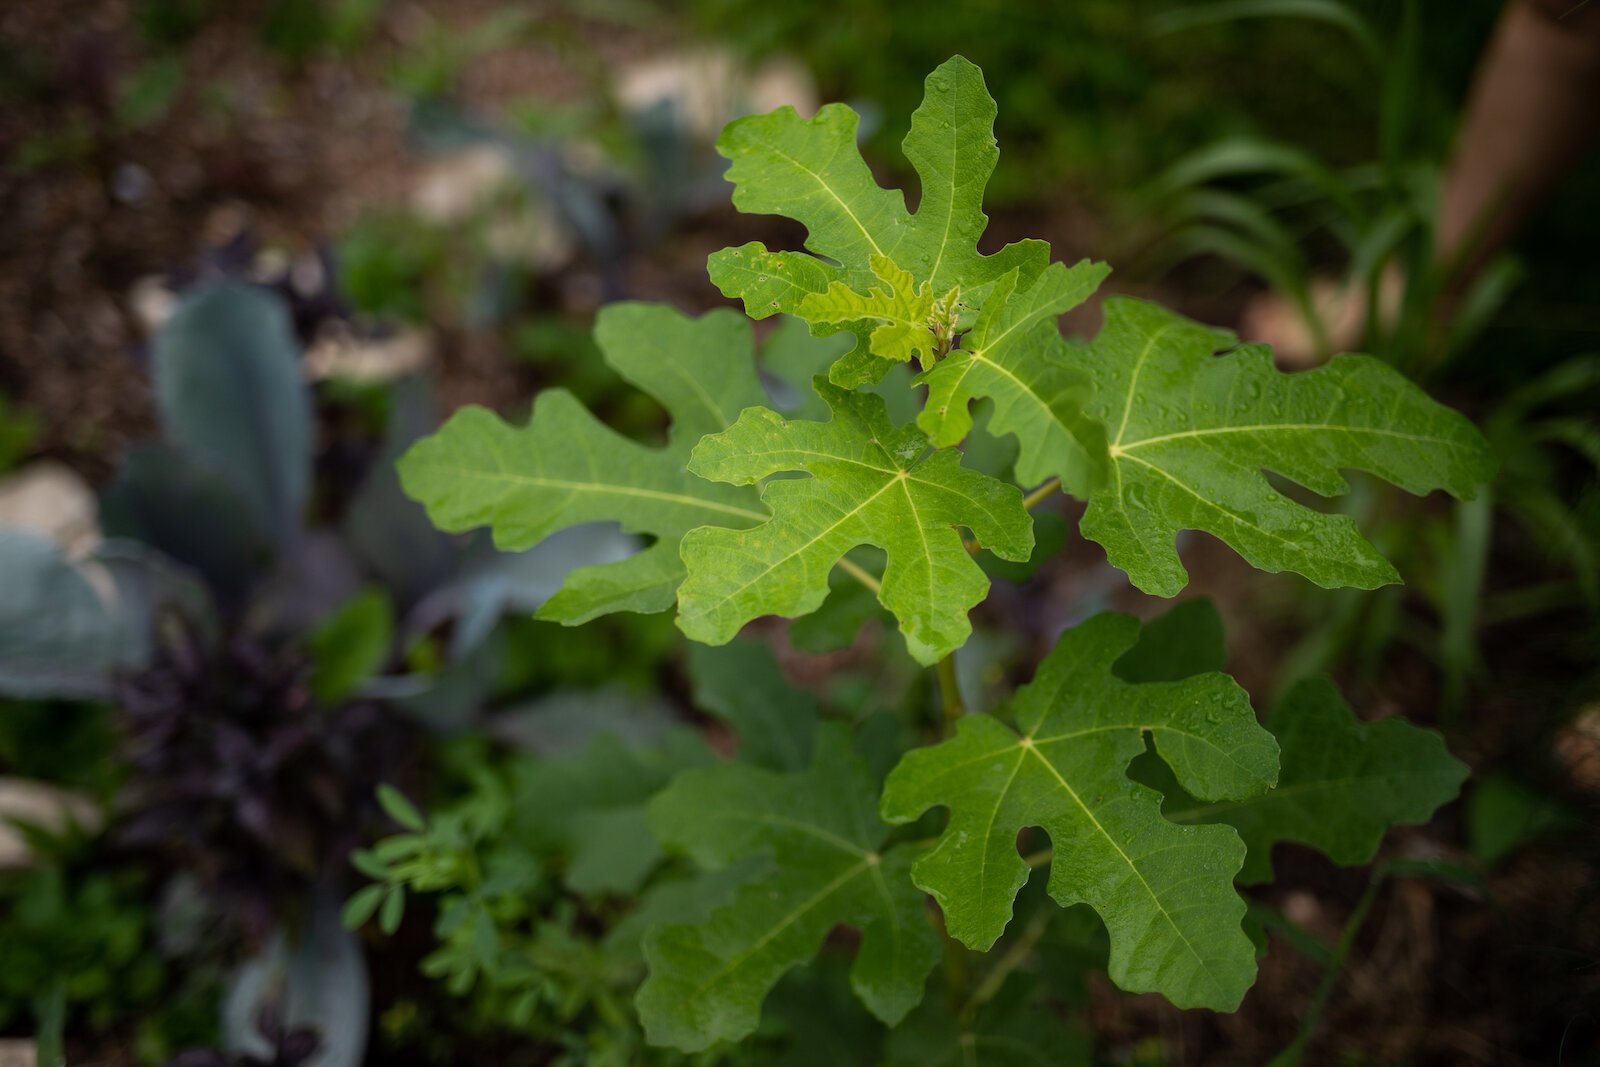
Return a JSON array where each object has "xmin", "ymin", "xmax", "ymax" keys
[
  {"xmin": 32, "ymin": 980, "xmax": 65, "ymax": 1067},
  {"xmin": 1247, "ymin": 899, "xmax": 1331, "ymax": 966},
  {"xmin": 835, "ymin": 556, "xmax": 882, "ymax": 594},
  {"xmin": 1023, "ymin": 847, "xmax": 1053, "ymax": 869},
  {"xmin": 1021, "ymin": 477, "xmax": 1061, "ymax": 511},
  {"xmin": 935, "ymin": 654, "xmax": 964, "ymax": 728},
  {"xmin": 936, "ymin": 911, "xmax": 971, "ymax": 1013},
  {"xmin": 1268, "ymin": 870, "xmax": 1389, "ymax": 1067},
  {"xmin": 963, "ymin": 908, "xmax": 1052, "ymax": 1018}
]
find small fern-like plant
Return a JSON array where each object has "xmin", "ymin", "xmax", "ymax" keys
[{"xmin": 391, "ymin": 56, "xmax": 1491, "ymax": 1058}]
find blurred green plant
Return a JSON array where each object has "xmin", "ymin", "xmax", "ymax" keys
[
  {"xmin": 345, "ymin": 696, "xmax": 717, "ymax": 1060},
  {"xmin": 260, "ymin": 0, "xmax": 386, "ymax": 62},
  {"xmin": 136, "ymin": 0, "xmax": 226, "ymax": 46},
  {"xmin": 0, "ymin": 394, "xmax": 39, "ymax": 474},
  {"xmin": 135, "ymin": 0, "xmax": 381, "ymax": 58},
  {"xmin": 387, "ymin": 9, "xmax": 537, "ymax": 101},
  {"xmin": 680, "ymin": 0, "xmax": 1494, "ymax": 215},
  {"xmin": 0, "ymin": 701, "xmax": 119, "ymax": 800},
  {"xmin": 5, "ymin": 29, "xmax": 191, "ymax": 176},
  {"xmin": 336, "ymin": 213, "xmax": 456, "ymax": 325},
  {"xmin": 0, "ymin": 824, "xmax": 219, "ymax": 1064},
  {"xmin": 0, "ymin": 282, "xmax": 643, "ymax": 1062},
  {"xmin": 1480, "ymin": 356, "xmax": 1600, "ymax": 621},
  {"xmin": 115, "ymin": 56, "xmax": 186, "ymax": 133},
  {"xmin": 1255, "ymin": 858, "xmax": 1485, "ymax": 1066},
  {"xmin": 1148, "ymin": 0, "xmax": 1517, "ymax": 376},
  {"xmin": 1467, "ymin": 771, "xmax": 1581, "ymax": 867}
]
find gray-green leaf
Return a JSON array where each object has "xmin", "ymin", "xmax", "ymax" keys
[
  {"xmin": 0, "ymin": 530, "xmax": 131, "ymax": 698},
  {"xmin": 153, "ymin": 284, "xmax": 311, "ymax": 547}
]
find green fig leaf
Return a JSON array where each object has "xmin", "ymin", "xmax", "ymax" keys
[
  {"xmin": 640, "ymin": 726, "xmax": 941, "ymax": 1051},
  {"xmin": 676, "ymin": 380, "xmax": 1033, "ymax": 665},
  {"xmin": 881, "ymin": 612, "xmax": 1278, "ymax": 1011},
  {"xmin": 1070, "ymin": 298, "xmax": 1497, "ymax": 596},
  {"xmin": 709, "ymin": 55, "xmax": 1048, "ymax": 387},
  {"xmin": 396, "ymin": 303, "xmax": 770, "ymax": 624}
]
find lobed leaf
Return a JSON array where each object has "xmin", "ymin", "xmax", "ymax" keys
[
  {"xmin": 639, "ymin": 726, "xmax": 941, "ymax": 1051},
  {"xmin": 709, "ymin": 55, "xmax": 1047, "ymax": 387},
  {"xmin": 1111, "ymin": 597, "xmax": 1229, "ymax": 684},
  {"xmin": 687, "ymin": 638, "xmax": 817, "ymax": 772},
  {"xmin": 916, "ymin": 260, "xmax": 1110, "ymax": 496},
  {"xmin": 881, "ymin": 612, "xmax": 1278, "ymax": 1011},
  {"xmin": 1153, "ymin": 676, "xmax": 1469, "ymax": 883},
  {"xmin": 800, "ymin": 255, "xmax": 939, "ymax": 365},
  {"xmin": 1069, "ymin": 298, "xmax": 1497, "ymax": 596},
  {"xmin": 885, "ymin": 991, "xmax": 1091, "ymax": 1066},
  {"xmin": 396, "ymin": 303, "xmax": 771, "ymax": 624},
  {"xmin": 509, "ymin": 730, "xmax": 712, "ymax": 896},
  {"xmin": 1118, "ymin": 598, "xmax": 1468, "ymax": 883},
  {"xmin": 676, "ymin": 380, "xmax": 1033, "ymax": 665}
]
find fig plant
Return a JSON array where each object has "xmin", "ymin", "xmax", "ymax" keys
[{"xmin": 392, "ymin": 56, "xmax": 1491, "ymax": 1058}]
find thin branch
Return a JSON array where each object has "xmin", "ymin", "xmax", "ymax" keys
[
  {"xmin": 964, "ymin": 908, "xmax": 1053, "ymax": 1017},
  {"xmin": 834, "ymin": 556, "xmax": 882, "ymax": 594},
  {"xmin": 1021, "ymin": 477, "xmax": 1062, "ymax": 511},
  {"xmin": 935, "ymin": 654, "xmax": 965, "ymax": 729},
  {"xmin": 1268, "ymin": 872, "xmax": 1386, "ymax": 1067}
]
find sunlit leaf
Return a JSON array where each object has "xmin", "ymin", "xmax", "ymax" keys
[
  {"xmin": 709, "ymin": 55, "xmax": 1047, "ymax": 387},
  {"xmin": 677, "ymin": 380, "xmax": 1033, "ymax": 665},
  {"xmin": 1069, "ymin": 298, "xmax": 1496, "ymax": 595},
  {"xmin": 917, "ymin": 260, "xmax": 1109, "ymax": 496},
  {"xmin": 398, "ymin": 303, "xmax": 771, "ymax": 623}
]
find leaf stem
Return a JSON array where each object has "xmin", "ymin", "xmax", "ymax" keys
[
  {"xmin": 935, "ymin": 654, "xmax": 964, "ymax": 729},
  {"xmin": 1269, "ymin": 859, "xmax": 1472, "ymax": 1066},
  {"xmin": 963, "ymin": 908, "xmax": 1052, "ymax": 1017},
  {"xmin": 1023, "ymin": 847, "xmax": 1053, "ymax": 869},
  {"xmin": 1021, "ymin": 477, "xmax": 1062, "ymax": 511},
  {"xmin": 937, "ymin": 918, "xmax": 971, "ymax": 1013},
  {"xmin": 834, "ymin": 556, "xmax": 882, "ymax": 594},
  {"xmin": 1268, "ymin": 873, "xmax": 1386, "ymax": 1067}
]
